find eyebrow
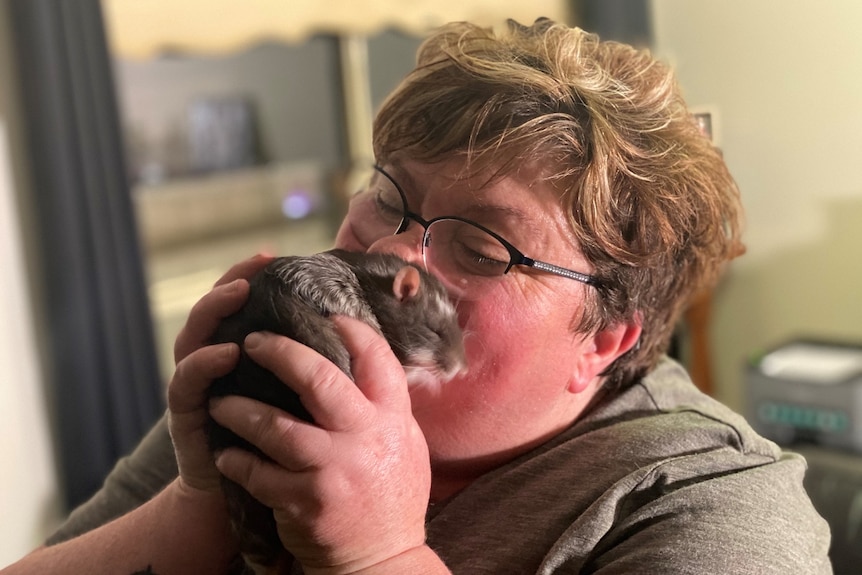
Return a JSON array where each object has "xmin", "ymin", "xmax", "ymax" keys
[
  {"xmin": 460, "ymin": 203, "xmax": 537, "ymax": 230},
  {"xmin": 382, "ymin": 162, "xmax": 541, "ymax": 228}
]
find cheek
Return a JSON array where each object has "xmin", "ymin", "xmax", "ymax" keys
[
  {"xmin": 414, "ymin": 295, "xmax": 580, "ymax": 443},
  {"xmin": 455, "ymin": 282, "xmax": 593, "ymax": 405},
  {"xmin": 458, "ymin": 294, "xmax": 561, "ymax": 381},
  {"xmin": 333, "ymin": 217, "xmax": 367, "ymax": 251}
]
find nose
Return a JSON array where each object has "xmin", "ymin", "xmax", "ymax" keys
[{"xmin": 366, "ymin": 224, "xmax": 426, "ymax": 267}]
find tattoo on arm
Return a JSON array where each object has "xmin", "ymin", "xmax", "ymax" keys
[{"xmin": 131, "ymin": 566, "xmax": 158, "ymax": 575}]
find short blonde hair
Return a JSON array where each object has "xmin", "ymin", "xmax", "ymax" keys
[{"xmin": 373, "ymin": 18, "xmax": 744, "ymax": 388}]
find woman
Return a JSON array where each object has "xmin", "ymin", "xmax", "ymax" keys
[{"xmin": 5, "ymin": 18, "xmax": 831, "ymax": 574}]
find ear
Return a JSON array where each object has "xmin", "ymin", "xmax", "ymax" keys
[
  {"xmin": 568, "ymin": 315, "xmax": 642, "ymax": 394},
  {"xmin": 392, "ymin": 266, "xmax": 421, "ymax": 302}
]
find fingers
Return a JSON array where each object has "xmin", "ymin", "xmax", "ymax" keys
[
  {"xmin": 210, "ymin": 321, "xmax": 411, "ymax": 473},
  {"xmin": 213, "ymin": 252, "xmax": 274, "ymax": 287},
  {"xmin": 169, "ymin": 342, "xmax": 240, "ymax": 415},
  {"xmin": 173, "ymin": 254, "xmax": 273, "ymax": 363},
  {"xmin": 209, "ymin": 322, "xmax": 432, "ymax": 571},
  {"xmin": 168, "ymin": 342, "xmax": 240, "ymax": 491},
  {"xmin": 174, "ymin": 279, "xmax": 248, "ymax": 364},
  {"xmin": 213, "ymin": 447, "xmax": 288, "ymax": 509},
  {"xmin": 241, "ymin": 331, "xmax": 370, "ymax": 432},
  {"xmin": 332, "ymin": 316, "xmax": 411, "ymax": 409},
  {"xmin": 213, "ymin": 445, "xmax": 325, "ymax": 528},
  {"xmin": 209, "ymin": 395, "xmax": 331, "ymax": 472},
  {"xmin": 238, "ymin": 319, "xmax": 408, "ymax": 432}
]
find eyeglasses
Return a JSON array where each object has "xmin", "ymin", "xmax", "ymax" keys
[{"xmin": 347, "ymin": 164, "xmax": 601, "ymax": 299}]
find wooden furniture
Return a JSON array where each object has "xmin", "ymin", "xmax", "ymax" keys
[{"xmin": 685, "ymin": 288, "xmax": 715, "ymax": 396}]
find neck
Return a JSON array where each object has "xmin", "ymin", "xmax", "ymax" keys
[
  {"xmin": 427, "ymin": 438, "xmax": 550, "ymax": 504},
  {"xmin": 429, "ymin": 475, "xmax": 472, "ymax": 504}
]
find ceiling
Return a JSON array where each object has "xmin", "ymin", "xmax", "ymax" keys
[{"xmin": 102, "ymin": 0, "xmax": 571, "ymax": 59}]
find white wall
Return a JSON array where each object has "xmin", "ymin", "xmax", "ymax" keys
[
  {"xmin": 0, "ymin": 2, "xmax": 63, "ymax": 566},
  {"xmin": 0, "ymin": 123, "xmax": 61, "ymax": 566},
  {"xmin": 651, "ymin": 0, "xmax": 862, "ymax": 409}
]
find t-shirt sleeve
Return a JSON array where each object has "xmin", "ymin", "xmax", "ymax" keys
[
  {"xmin": 582, "ymin": 452, "xmax": 833, "ymax": 575},
  {"xmin": 45, "ymin": 412, "xmax": 178, "ymax": 545}
]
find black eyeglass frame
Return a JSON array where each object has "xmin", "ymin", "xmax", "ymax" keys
[{"xmin": 373, "ymin": 164, "xmax": 602, "ymax": 288}]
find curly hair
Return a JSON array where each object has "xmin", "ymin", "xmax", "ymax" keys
[{"xmin": 372, "ymin": 18, "xmax": 745, "ymax": 389}]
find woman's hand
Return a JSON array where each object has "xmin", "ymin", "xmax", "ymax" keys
[
  {"xmin": 168, "ymin": 254, "xmax": 273, "ymax": 492},
  {"xmin": 174, "ymin": 253, "xmax": 274, "ymax": 364},
  {"xmin": 210, "ymin": 316, "xmax": 433, "ymax": 574}
]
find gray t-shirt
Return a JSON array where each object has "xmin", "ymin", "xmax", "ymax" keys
[{"xmin": 48, "ymin": 358, "xmax": 832, "ymax": 573}]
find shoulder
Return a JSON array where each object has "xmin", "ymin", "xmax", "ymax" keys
[
  {"xmin": 558, "ymin": 358, "xmax": 833, "ymax": 573},
  {"xmin": 583, "ymin": 450, "xmax": 832, "ymax": 574},
  {"xmin": 585, "ymin": 356, "xmax": 782, "ymax": 460},
  {"xmin": 426, "ymin": 359, "xmax": 832, "ymax": 573}
]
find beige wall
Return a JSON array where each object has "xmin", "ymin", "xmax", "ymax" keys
[{"xmin": 651, "ymin": 0, "xmax": 862, "ymax": 410}]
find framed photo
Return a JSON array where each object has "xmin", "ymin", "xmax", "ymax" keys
[
  {"xmin": 691, "ymin": 106, "xmax": 721, "ymax": 147},
  {"xmin": 188, "ymin": 96, "xmax": 260, "ymax": 173}
]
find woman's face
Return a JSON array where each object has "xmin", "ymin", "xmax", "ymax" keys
[{"xmin": 335, "ymin": 157, "xmax": 626, "ymax": 497}]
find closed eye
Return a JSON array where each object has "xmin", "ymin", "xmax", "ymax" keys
[{"xmin": 374, "ymin": 190, "xmax": 404, "ymax": 221}]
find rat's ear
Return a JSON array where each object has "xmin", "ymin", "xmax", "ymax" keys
[{"xmin": 393, "ymin": 266, "xmax": 421, "ymax": 302}]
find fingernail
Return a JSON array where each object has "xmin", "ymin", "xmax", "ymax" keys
[
  {"xmin": 244, "ymin": 332, "xmax": 263, "ymax": 349},
  {"xmin": 217, "ymin": 342, "xmax": 239, "ymax": 361}
]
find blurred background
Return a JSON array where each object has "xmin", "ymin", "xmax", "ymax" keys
[{"xmin": 2, "ymin": 0, "xmax": 861, "ymax": 569}]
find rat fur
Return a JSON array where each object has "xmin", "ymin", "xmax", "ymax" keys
[{"xmin": 206, "ymin": 249, "xmax": 465, "ymax": 572}]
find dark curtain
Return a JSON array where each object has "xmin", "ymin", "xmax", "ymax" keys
[{"xmin": 9, "ymin": 0, "xmax": 164, "ymax": 510}]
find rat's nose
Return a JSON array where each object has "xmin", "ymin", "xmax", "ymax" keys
[{"xmin": 366, "ymin": 224, "xmax": 426, "ymax": 268}]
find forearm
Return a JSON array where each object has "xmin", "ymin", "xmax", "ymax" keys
[{"xmin": 3, "ymin": 478, "xmax": 238, "ymax": 575}]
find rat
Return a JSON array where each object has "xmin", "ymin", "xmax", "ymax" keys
[{"xmin": 206, "ymin": 249, "xmax": 466, "ymax": 573}]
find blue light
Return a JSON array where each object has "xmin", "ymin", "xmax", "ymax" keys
[{"xmin": 281, "ymin": 190, "xmax": 314, "ymax": 219}]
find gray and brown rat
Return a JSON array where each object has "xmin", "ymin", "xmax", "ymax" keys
[{"xmin": 206, "ymin": 249, "xmax": 466, "ymax": 572}]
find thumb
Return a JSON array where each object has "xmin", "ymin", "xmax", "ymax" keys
[{"xmin": 331, "ymin": 315, "xmax": 410, "ymax": 409}]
